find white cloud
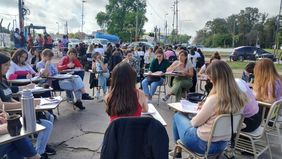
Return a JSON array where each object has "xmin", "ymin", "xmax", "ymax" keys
[{"xmin": 0, "ymin": 0, "xmax": 280, "ymax": 39}]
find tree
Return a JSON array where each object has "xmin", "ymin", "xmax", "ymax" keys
[
  {"xmin": 194, "ymin": 7, "xmax": 278, "ymax": 48},
  {"xmin": 96, "ymin": 0, "xmax": 147, "ymax": 42}
]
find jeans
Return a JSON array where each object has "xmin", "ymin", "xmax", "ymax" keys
[
  {"xmin": 73, "ymin": 70, "xmax": 85, "ymax": 80},
  {"xmin": 36, "ymin": 113, "xmax": 54, "ymax": 155},
  {"xmin": 0, "ymin": 137, "xmax": 37, "ymax": 159},
  {"xmin": 97, "ymin": 74, "xmax": 108, "ymax": 93},
  {"xmin": 142, "ymin": 78, "xmax": 164, "ymax": 96},
  {"xmin": 59, "ymin": 75, "xmax": 84, "ymax": 102},
  {"xmin": 172, "ymin": 112, "xmax": 227, "ymax": 155}
]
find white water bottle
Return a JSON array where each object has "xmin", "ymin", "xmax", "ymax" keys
[{"xmin": 21, "ymin": 89, "xmax": 36, "ymax": 132}]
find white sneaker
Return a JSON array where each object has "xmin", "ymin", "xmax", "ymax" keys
[{"xmin": 95, "ymin": 92, "xmax": 100, "ymax": 99}]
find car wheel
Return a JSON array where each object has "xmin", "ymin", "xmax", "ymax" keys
[{"xmin": 238, "ymin": 56, "xmax": 244, "ymax": 62}]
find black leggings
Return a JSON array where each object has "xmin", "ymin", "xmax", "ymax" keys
[{"xmin": 241, "ymin": 106, "xmax": 263, "ymax": 132}]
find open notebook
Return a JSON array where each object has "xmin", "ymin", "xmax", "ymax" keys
[
  {"xmin": 40, "ymin": 97, "xmax": 62, "ymax": 106},
  {"xmin": 170, "ymin": 100, "xmax": 198, "ymax": 114}
]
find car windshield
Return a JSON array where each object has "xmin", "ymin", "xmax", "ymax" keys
[
  {"xmin": 70, "ymin": 39, "xmax": 80, "ymax": 43},
  {"xmin": 100, "ymin": 40, "xmax": 109, "ymax": 45}
]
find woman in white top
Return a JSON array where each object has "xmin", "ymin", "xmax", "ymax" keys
[
  {"xmin": 6, "ymin": 49, "xmax": 36, "ymax": 80},
  {"xmin": 144, "ymin": 47, "xmax": 154, "ymax": 69}
]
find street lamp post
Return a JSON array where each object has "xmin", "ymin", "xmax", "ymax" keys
[
  {"xmin": 56, "ymin": 22, "xmax": 59, "ymax": 34},
  {"xmin": 81, "ymin": 0, "xmax": 86, "ymax": 33},
  {"xmin": 164, "ymin": 13, "xmax": 168, "ymax": 44}
]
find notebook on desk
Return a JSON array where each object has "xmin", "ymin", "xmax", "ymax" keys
[{"xmin": 169, "ymin": 100, "xmax": 198, "ymax": 114}]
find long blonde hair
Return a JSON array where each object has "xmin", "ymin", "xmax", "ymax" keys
[
  {"xmin": 87, "ymin": 44, "xmax": 94, "ymax": 53},
  {"xmin": 206, "ymin": 60, "xmax": 248, "ymax": 114},
  {"xmin": 253, "ymin": 58, "xmax": 281, "ymax": 101}
]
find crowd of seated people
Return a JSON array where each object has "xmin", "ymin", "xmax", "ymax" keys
[
  {"xmin": 2, "ymin": 40, "xmax": 282, "ymax": 159},
  {"xmin": 0, "ymin": 52, "xmax": 55, "ymax": 159}
]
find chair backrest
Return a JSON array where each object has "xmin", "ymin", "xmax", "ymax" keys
[
  {"xmin": 265, "ymin": 98, "xmax": 282, "ymax": 128},
  {"xmin": 101, "ymin": 117, "xmax": 169, "ymax": 159},
  {"xmin": 206, "ymin": 113, "xmax": 244, "ymax": 157}
]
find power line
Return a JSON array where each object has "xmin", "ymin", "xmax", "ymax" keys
[{"xmin": 147, "ymin": 0, "xmax": 164, "ymax": 20}]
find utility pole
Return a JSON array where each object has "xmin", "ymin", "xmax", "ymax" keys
[
  {"xmin": 172, "ymin": 1, "xmax": 176, "ymax": 44},
  {"xmin": 135, "ymin": 9, "xmax": 138, "ymax": 42},
  {"xmin": 175, "ymin": 0, "xmax": 179, "ymax": 36},
  {"xmin": 274, "ymin": 0, "xmax": 282, "ymax": 64},
  {"xmin": 164, "ymin": 13, "xmax": 168, "ymax": 44},
  {"xmin": 65, "ymin": 21, "xmax": 68, "ymax": 35},
  {"xmin": 232, "ymin": 18, "xmax": 236, "ymax": 48},
  {"xmin": 56, "ymin": 22, "xmax": 59, "ymax": 34},
  {"xmin": 18, "ymin": 0, "xmax": 24, "ymax": 32},
  {"xmin": 81, "ymin": 0, "xmax": 86, "ymax": 33}
]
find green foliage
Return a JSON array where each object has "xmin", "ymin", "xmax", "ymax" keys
[
  {"xmin": 194, "ymin": 7, "xmax": 280, "ymax": 48},
  {"xmin": 96, "ymin": 0, "xmax": 147, "ymax": 42},
  {"xmin": 166, "ymin": 29, "xmax": 191, "ymax": 44},
  {"xmin": 68, "ymin": 32, "xmax": 86, "ymax": 40}
]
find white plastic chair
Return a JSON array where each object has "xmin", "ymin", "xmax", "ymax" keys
[
  {"xmin": 265, "ymin": 99, "xmax": 282, "ymax": 153},
  {"xmin": 173, "ymin": 113, "xmax": 244, "ymax": 159}
]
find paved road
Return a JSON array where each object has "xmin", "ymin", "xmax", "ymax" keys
[{"xmin": 48, "ymin": 55, "xmax": 281, "ymax": 159}]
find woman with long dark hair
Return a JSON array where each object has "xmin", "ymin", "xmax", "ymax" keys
[
  {"xmin": 105, "ymin": 62, "xmax": 148, "ymax": 122},
  {"xmin": 6, "ymin": 48, "xmax": 36, "ymax": 80},
  {"xmin": 163, "ymin": 50, "xmax": 194, "ymax": 102}
]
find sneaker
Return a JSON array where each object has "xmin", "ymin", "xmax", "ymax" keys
[
  {"xmin": 168, "ymin": 151, "xmax": 182, "ymax": 158},
  {"xmin": 40, "ymin": 153, "xmax": 49, "ymax": 159},
  {"xmin": 82, "ymin": 93, "xmax": 94, "ymax": 100},
  {"xmin": 162, "ymin": 94, "xmax": 170, "ymax": 101},
  {"xmin": 45, "ymin": 145, "xmax": 56, "ymax": 156},
  {"xmin": 74, "ymin": 101, "xmax": 86, "ymax": 110},
  {"xmin": 98, "ymin": 98, "xmax": 104, "ymax": 103},
  {"xmin": 94, "ymin": 92, "xmax": 100, "ymax": 99}
]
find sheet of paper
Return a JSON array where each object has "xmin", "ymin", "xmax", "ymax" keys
[
  {"xmin": 40, "ymin": 97, "xmax": 62, "ymax": 106},
  {"xmin": 141, "ymin": 105, "xmax": 156, "ymax": 115},
  {"xmin": 169, "ymin": 100, "xmax": 198, "ymax": 114},
  {"xmin": 147, "ymin": 104, "xmax": 167, "ymax": 126}
]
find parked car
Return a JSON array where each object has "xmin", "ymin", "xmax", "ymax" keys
[
  {"xmin": 128, "ymin": 41, "xmax": 154, "ymax": 50},
  {"xmin": 230, "ymin": 46, "xmax": 276, "ymax": 61},
  {"xmin": 91, "ymin": 38, "xmax": 110, "ymax": 49},
  {"xmin": 68, "ymin": 38, "xmax": 81, "ymax": 49}
]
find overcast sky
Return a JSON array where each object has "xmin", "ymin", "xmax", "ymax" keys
[{"xmin": 0, "ymin": 0, "xmax": 280, "ymax": 39}]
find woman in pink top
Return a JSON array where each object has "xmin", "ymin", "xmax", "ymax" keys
[
  {"xmin": 105, "ymin": 62, "xmax": 148, "ymax": 122},
  {"xmin": 172, "ymin": 61, "xmax": 248, "ymax": 158}
]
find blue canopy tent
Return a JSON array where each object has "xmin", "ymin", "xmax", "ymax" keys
[{"xmin": 95, "ymin": 32, "xmax": 120, "ymax": 43}]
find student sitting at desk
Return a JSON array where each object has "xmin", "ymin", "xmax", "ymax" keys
[
  {"xmin": 172, "ymin": 61, "xmax": 248, "ymax": 158},
  {"xmin": 142, "ymin": 49, "xmax": 170, "ymax": 101},
  {"xmin": 105, "ymin": 62, "xmax": 148, "ymax": 122},
  {"xmin": 37, "ymin": 49, "xmax": 93, "ymax": 110},
  {"xmin": 241, "ymin": 62, "xmax": 255, "ymax": 83},
  {"xmin": 253, "ymin": 58, "xmax": 282, "ymax": 103},
  {"xmin": 57, "ymin": 48, "xmax": 85, "ymax": 80},
  {"xmin": 0, "ymin": 52, "xmax": 55, "ymax": 159},
  {"xmin": 163, "ymin": 50, "xmax": 194, "ymax": 102},
  {"xmin": 198, "ymin": 53, "xmax": 221, "ymax": 94},
  {"xmin": 6, "ymin": 48, "xmax": 37, "ymax": 80}
]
